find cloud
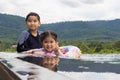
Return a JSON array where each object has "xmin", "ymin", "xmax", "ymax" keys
[
  {"xmin": 80, "ymin": 0, "xmax": 103, "ymax": 4},
  {"xmin": 60, "ymin": 0, "xmax": 81, "ymax": 8},
  {"xmin": 0, "ymin": 0, "xmax": 120, "ymax": 23}
]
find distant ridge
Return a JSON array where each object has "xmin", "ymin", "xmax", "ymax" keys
[
  {"xmin": 40, "ymin": 19, "xmax": 120, "ymax": 41},
  {"xmin": 0, "ymin": 13, "xmax": 120, "ymax": 42}
]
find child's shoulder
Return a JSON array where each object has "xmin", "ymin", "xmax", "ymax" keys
[
  {"xmin": 20, "ymin": 30, "xmax": 30, "ymax": 38},
  {"xmin": 18, "ymin": 30, "xmax": 30, "ymax": 44},
  {"xmin": 20, "ymin": 30, "xmax": 29, "ymax": 35},
  {"xmin": 38, "ymin": 30, "xmax": 43, "ymax": 35},
  {"xmin": 22, "ymin": 30, "xmax": 43, "ymax": 35}
]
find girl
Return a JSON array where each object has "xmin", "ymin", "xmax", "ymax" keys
[
  {"xmin": 25, "ymin": 30, "xmax": 81, "ymax": 71},
  {"xmin": 25, "ymin": 30, "xmax": 59, "ymax": 57},
  {"xmin": 25, "ymin": 30, "xmax": 59, "ymax": 71},
  {"xmin": 26, "ymin": 30, "xmax": 81, "ymax": 58}
]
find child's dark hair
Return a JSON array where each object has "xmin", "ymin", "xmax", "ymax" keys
[
  {"xmin": 40, "ymin": 30, "xmax": 58, "ymax": 43},
  {"xmin": 41, "ymin": 63, "xmax": 58, "ymax": 72},
  {"xmin": 25, "ymin": 12, "xmax": 40, "ymax": 22}
]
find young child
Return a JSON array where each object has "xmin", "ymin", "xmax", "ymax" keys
[
  {"xmin": 26, "ymin": 30, "xmax": 81, "ymax": 58},
  {"xmin": 17, "ymin": 12, "xmax": 43, "ymax": 52},
  {"xmin": 24, "ymin": 30, "xmax": 59, "ymax": 72},
  {"xmin": 25, "ymin": 30, "xmax": 81, "ymax": 71},
  {"xmin": 25, "ymin": 30, "xmax": 59, "ymax": 56}
]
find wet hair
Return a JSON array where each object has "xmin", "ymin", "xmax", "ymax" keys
[{"xmin": 25, "ymin": 12, "xmax": 40, "ymax": 22}]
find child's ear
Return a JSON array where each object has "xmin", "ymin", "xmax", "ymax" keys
[
  {"xmin": 38, "ymin": 21, "xmax": 41, "ymax": 26},
  {"xmin": 25, "ymin": 22, "xmax": 30, "ymax": 28},
  {"xmin": 25, "ymin": 22, "xmax": 28, "ymax": 27}
]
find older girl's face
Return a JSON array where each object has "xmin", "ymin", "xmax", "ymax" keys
[{"xmin": 42, "ymin": 36, "xmax": 58, "ymax": 52}]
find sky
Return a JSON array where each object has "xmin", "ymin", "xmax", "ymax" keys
[{"xmin": 0, "ymin": 0, "xmax": 120, "ymax": 23}]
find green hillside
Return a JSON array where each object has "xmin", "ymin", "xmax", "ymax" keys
[
  {"xmin": 1, "ymin": 13, "xmax": 120, "ymax": 53},
  {"xmin": 0, "ymin": 13, "xmax": 26, "ymax": 42},
  {"xmin": 41, "ymin": 19, "xmax": 120, "ymax": 41},
  {"xmin": 0, "ymin": 13, "xmax": 120, "ymax": 43}
]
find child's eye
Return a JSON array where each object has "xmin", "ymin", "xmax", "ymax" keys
[
  {"xmin": 50, "ymin": 63, "xmax": 54, "ymax": 66},
  {"xmin": 44, "ymin": 41, "xmax": 48, "ymax": 43},
  {"xmin": 34, "ymin": 20, "xmax": 38, "ymax": 22},
  {"xmin": 50, "ymin": 41, "xmax": 54, "ymax": 43},
  {"xmin": 27, "ymin": 20, "xmax": 32, "ymax": 22},
  {"xmin": 44, "ymin": 63, "xmax": 48, "ymax": 66}
]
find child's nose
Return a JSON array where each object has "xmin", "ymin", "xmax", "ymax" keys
[
  {"xmin": 31, "ymin": 21, "xmax": 34, "ymax": 24},
  {"xmin": 47, "ymin": 43, "xmax": 51, "ymax": 46}
]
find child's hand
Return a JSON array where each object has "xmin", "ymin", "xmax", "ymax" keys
[
  {"xmin": 22, "ymin": 50, "xmax": 34, "ymax": 54},
  {"xmin": 34, "ymin": 51, "xmax": 44, "ymax": 55}
]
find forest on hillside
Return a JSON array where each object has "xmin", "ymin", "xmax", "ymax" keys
[
  {"xmin": 0, "ymin": 13, "xmax": 120, "ymax": 53},
  {"xmin": 1, "ymin": 40, "xmax": 120, "ymax": 54}
]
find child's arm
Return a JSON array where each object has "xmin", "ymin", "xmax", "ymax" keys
[
  {"xmin": 17, "ymin": 43, "xmax": 30, "ymax": 53},
  {"xmin": 33, "ymin": 49, "xmax": 45, "ymax": 55},
  {"xmin": 22, "ymin": 49, "xmax": 44, "ymax": 55},
  {"xmin": 17, "ymin": 30, "xmax": 30, "ymax": 52}
]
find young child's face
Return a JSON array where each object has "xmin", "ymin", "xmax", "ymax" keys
[
  {"xmin": 42, "ymin": 36, "xmax": 58, "ymax": 52},
  {"xmin": 41, "ymin": 57, "xmax": 57, "ymax": 71},
  {"xmin": 26, "ymin": 16, "xmax": 40, "ymax": 31}
]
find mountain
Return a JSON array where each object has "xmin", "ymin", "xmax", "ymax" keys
[
  {"xmin": 0, "ymin": 13, "xmax": 120, "ymax": 43},
  {"xmin": 41, "ymin": 19, "xmax": 120, "ymax": 41},
  {"xmin": 0, "ymin": 13, "xmax": 26, "ymax": 42}
]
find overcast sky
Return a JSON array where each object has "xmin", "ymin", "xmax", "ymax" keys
[{"xmin": 0, "ymin": 0, "xmax": 120, "ymax": 23}]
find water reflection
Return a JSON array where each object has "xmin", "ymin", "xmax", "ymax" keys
[
  {"xmin": 58, "ymin": 54, "xmax": 120, "ymax": 74},
  {"xmin": 1, "ymin": 53, "xmax": 120, "ymax": 74},
  {"xmin": 17, "ymin": 54, "xmax": 120, "ymax": 74}
]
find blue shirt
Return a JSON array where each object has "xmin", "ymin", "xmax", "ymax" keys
[{"xmin": 17, "ymin": 30, "xmax": 42, "ymax": 52}]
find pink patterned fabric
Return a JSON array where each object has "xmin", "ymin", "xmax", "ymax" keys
[{"xmin": 33, "ymin": 46, "xmax": 81, "ymax": 58}]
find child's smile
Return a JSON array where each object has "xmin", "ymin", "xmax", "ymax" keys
[{"xmin": 42, "ymin": 36, "xmax": 58, "ymax": 52}]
